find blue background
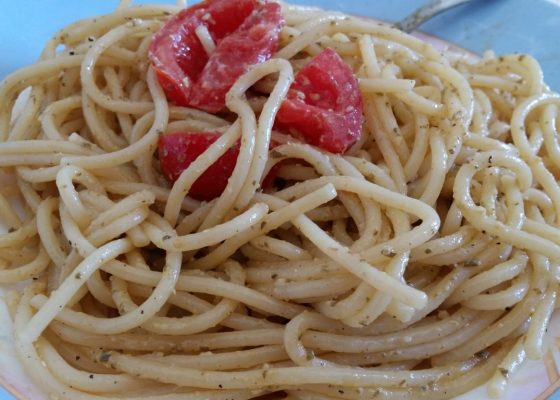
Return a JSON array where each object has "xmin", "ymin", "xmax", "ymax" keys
[
  {"xmin": 1, "ymin": 0, "xmax": 559, "ymax": 90},
  {"xmin": 0, "ymin": 0, "xmax": 559, "ymax": 399}
]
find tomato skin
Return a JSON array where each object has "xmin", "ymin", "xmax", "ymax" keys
[
  {"xmin": 189, "ymin": 2, "xmax": 285, "ymax": 112},
  {"xmin": 149, "ymin": 0, "xmax": 284, "ymax": 113},
  {"xmin": 275, "ymin": 48, "xmax": 363, "ymax": 154},
  {"xmin": 149, "ymin": 0, "xmax": 257, "ymax": 106},
  {"xmin": 158, "ymin": 132, "xmax": 279, "ymax": 201},
  {"xmin": 158, "ymin": 132, "xmax": 237, "ymax": 201}
]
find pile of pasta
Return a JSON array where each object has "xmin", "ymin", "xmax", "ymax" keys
[{"xmin": 0, "ymin": 1, "xmax": 559, "ymax": 399}]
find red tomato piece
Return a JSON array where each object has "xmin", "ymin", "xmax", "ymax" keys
[
  {"xmin": 149, "ymin": 0, "xmax": 257, "ymax": 106},
  {"xmin": 149, "ymin": 0, "xmax": 284, "ymax": 113},
  {"xmin": 159, "ymin": 132, "xmax": 279, "ymax": 201},
  {"xmin": 275, "ymin": 48, "xmax": 363, "ymax": 153},
  {"xmin": 158, "ymin": 132, "xmax": 237, "ymax": 201},
  {"xmin": 189, "ymin": 2, "xmax": 285, "ymax": 112}
]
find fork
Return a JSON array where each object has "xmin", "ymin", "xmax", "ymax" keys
[{"xmin": 395, "ymin": 0, "xmax": 474, "ymax": 32}]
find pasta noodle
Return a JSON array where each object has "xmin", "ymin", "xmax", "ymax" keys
[{"xmin": 0, "ymin": 1, "xmax": 559, "ymax": 399}]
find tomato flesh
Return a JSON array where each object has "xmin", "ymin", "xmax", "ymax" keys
[
  {"xmin": 189, "ymin": 2, "xmax": 284, "ymax": 112},
  {"xmin": 149, "ymin": 0, "xmax": 284, "ymax": 112},
  {"xmin": 276, "ymin": 48, "xmax": 363, "ymax": 153}
]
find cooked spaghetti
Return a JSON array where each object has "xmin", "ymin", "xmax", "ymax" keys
[{"xmin": 0, "ymin": 0, "xmax": 559, "ymax": 399}]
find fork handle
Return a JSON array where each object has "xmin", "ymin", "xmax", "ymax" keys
[{"xmin": 395, "ymin": 0, "xmax": 472, "ymax": 33}]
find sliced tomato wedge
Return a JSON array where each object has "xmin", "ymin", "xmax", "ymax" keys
[
  {"xmin": 159, "ymin": 132, "xmax": 279, "ymax": 201},
  {"xmin": 189, "ymin": 2, "xmax": 284, "ymax": 112},
  {"xmin": 275, "ymin": 48, "xmax": 363, "ymax": 154},
  {"xmin": 149, "ymin": 0, "xmax": 256, "ymax": 106},
  {"xmin": 149, "ymin": 0, "xmax": 284, "ymax": 113}
]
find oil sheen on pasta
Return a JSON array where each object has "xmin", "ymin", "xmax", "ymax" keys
[{"xmin": 0, "ymin": 1, "xmax": 559, "ymax": 399}]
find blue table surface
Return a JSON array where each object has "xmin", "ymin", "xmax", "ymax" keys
[
  {"xmin": 0, "ymin": 0, "xmax": 559, "ymax": 399},
  {"xmin": 0, "ymin": 0, "xmax": 559, "ymax": 90}
]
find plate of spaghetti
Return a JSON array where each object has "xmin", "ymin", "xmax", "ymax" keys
[{"xmin": 0, "ymin": 1, "xmax": 559, "ymax": 399}]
